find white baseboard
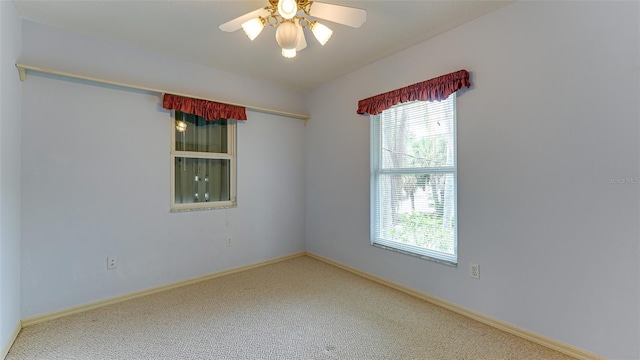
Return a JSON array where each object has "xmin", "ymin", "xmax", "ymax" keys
[
  {"xmin": 305, "ymin": 252, "xmax": 605, "ymax": 360},
  {"xmin": 19, "ymin": 250, "xmax": 603, "ymax": 360},
  {"xmin": 22, "ymin": 252, "xmax": 306, "ymax": 328},
  {"xmin": 1, "ymin": 321, "xmax": 21, "ymax": 360}
]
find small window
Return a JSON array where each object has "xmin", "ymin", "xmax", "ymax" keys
[
  {"xmin": 171, "ymin": 110, "xmax": 236, "ymax": 211},
  {"xmin": 371, "ymin": 94, "xmax": 457, "ymax": 264}
]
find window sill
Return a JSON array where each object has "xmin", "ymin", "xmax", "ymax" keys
[
  {"xmin": 371, "ymin": 243, "xmax": 457, "ymax": 267},
  {"xmin": 170, "ymin": 203, "xmax": 237, "ymax": 213}
]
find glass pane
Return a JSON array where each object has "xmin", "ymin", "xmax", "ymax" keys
[
  {"xmin": 377, "ymin": 173, "xmax": 455, "ymax": 255},
  {"xmin": 175, "ymin": 111, "xmax": 228, "ymax": 153},
  {"xmin": 380, "ymin": 98, "xmax": 454, "ymax": 169},
  {"xmin": 174, "ymin": 157, "xmax": 230, "ymax": 204}
]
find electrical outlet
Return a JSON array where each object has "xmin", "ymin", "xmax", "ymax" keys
[
  {"xmin": 226, "ymin": 237, "xmax": 233, "ymax": 247},
  {"xmin": 107, "ymin": 256, "xmax": 118, "ymax": 269},
  {"xmin": 470, "ymin": 263, "xmax": 479, "ymax": 279}
]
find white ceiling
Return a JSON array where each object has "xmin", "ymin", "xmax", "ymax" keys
[{"xmin": 13, "ymin": 0, "xmax": 512, "ymax": 91}]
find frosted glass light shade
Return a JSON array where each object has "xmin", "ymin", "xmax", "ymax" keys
[
  {"xmin": 282, "ymin": 48, "xmax": 296, "ymax": 58},
  {"xmin": 241, "ymin": 18, "xmax": 264, "ymax": 41},
  {"xmin": 277, "ymin": 0, "xmax": 297, "ymax": 20},
  {"xmin": 311, "ymin": 22, "xmax": 332, "ymax": 45},
  {"xmin": 294, "ymin": 19, "xmax": 307, "ymax": 51},
  {"xmin": 275, "ymin": 21, "xmax": 299, "ymax": 50}
]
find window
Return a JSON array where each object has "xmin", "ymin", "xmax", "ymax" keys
[
  {"xmin": 171, "ymin": 110, "xmax": 236, "ymax": 211},
  {"xmin": 371, "ymin": 94, "xmax": 457, "ymax": 264}
]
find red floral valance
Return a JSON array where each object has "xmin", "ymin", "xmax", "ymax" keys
[
  {"xmin": 163, "ymin": 94, "xmax": 247, "ymax": 121},
  {"xmin": 357, "ymin": 70, "xmax": 471, "ymax": 115}
]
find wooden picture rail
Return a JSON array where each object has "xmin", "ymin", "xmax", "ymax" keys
[{"xmin": 16, "ymin": 63, "xmax": 311, "ymax": 123}]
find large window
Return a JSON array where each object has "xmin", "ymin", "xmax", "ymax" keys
[
  {"xmin": 371, "ymin": 94, "xmax": 457, "ymax": 264},
  {"xmin": 171, "ymin": 110, "xmax": 236, "ymax": 211}
]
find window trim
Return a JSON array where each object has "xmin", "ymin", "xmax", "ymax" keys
[
  {"xmin": 170, "ymin": 110, "xmax": 237, "ymax": 212},
  {"xmin": 370, "ymin": 95, "xmax": 458, "ymax": 265}
]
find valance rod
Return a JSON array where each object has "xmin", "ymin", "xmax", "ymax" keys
[{"xmin": 16, "ymin": 63, "xmax": 310, "ymax": 122}]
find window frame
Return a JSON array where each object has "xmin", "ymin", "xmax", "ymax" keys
[
  {"xmin": 370, "ymin": 94, "xmax": 458, "ymax": 265},
  {"xmin": 170, "ymin": 110, "xmax": 237, "ymax": 212}
]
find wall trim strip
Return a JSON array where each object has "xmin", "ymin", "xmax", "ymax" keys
[
  {"xmin": 15, "ymin": 63, "xmax": 310, "ymax": 121},
  {"xmin": 18, "ymin": 251, "xmax": 602, "ymax": 359},
  {"xmin": 305, "ymin": 252, "xmax": 605, "ymax": 360},
  {"xmin": 21, "ymin": 252, "xmax": 306, "ymax": 328},
  {"xmin": 1, "ymin": 321, "xmax": 21, "ymax": 360}
]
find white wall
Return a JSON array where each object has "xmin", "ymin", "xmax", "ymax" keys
[
  {"xmin": 20, "ymin": 21, "xmax": 306, "ymax": 318},
  {"xmin": 304, "ymin": 2, "xmax": 639, "ymax": 359},
  {"xmin": 0, "ymin": 0, "xmax": 22, "ymax": 354}
]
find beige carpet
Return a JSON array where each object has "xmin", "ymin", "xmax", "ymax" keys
[{"xmin": 7, "ymin": 256, "xmax": 574, "ymax": 359}]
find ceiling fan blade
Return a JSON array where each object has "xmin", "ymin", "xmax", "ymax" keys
[
  {"xmin": 219, "ymin": 7, "xmax": 270, "ymax": 32},
  {"xmin": 296, "ymin": 20, "xmax": 307, "ymax": 51},
  {"xmin": 308, "ymin": 2, "xmax": 367, "ymax": 28}
]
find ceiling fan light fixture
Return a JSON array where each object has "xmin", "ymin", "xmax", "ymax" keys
[
  {"xmin": 220, "ymin": 1, "xmax": 367, "ymax": 58},
  {"xmin": 282, "ymin": 48, "xmax": 297, "ymax": 58},
  {"xmin": 277, "ymin": 0, "xmax": 298, "ymax": 20},
  {"xmin": 176, "ymin": 120, "xmax": 188, "ymax": 133},
  {"xmin": 294, "ymin": 19, "xmax": 307, "ymax": 51},
  {"xmin": 275, "ymin": 21, "xmax": 299, "ymax": 50},
  {"xmin": 311, "ymin": 21, "xmax": 332, "ymax": 46},
  {"xmin": 241, "ymin": 18, "xmax": 265, "ymax": 41}
]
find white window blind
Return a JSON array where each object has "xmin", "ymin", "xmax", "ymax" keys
[{"xmin": 371, "ymin": 94, "xmax": 457, "ymax": 264}]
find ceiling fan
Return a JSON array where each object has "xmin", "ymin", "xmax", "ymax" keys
[{"xmin": 219, "ymin": 0, "xmax": 366, "ymax": 58}]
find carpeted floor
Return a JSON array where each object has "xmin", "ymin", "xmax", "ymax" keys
[{"xmin": 7, "ymin": 256, "xmax": 575, "ymax": 359}]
